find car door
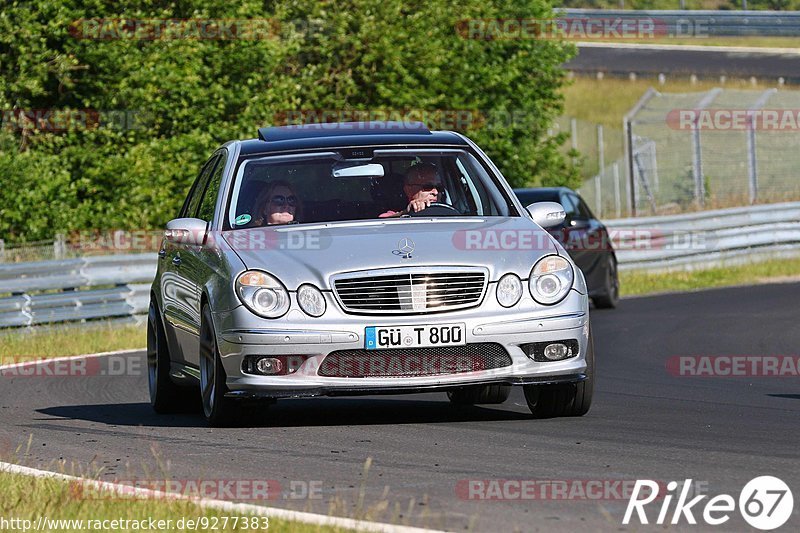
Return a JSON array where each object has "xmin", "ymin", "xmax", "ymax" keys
[
  {"xmin": 161, "ymin": 154, "xmax": 219, "ymax": 366},
  {"xmin": 178, "ymin": 149, "xmax": 228, "ymax": 368}
]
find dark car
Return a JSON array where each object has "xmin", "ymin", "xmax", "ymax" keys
[{"xmin": 514, "ymin": 187, "xmax": 619, "ymax": 309}]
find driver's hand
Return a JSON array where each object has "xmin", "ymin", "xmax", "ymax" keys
[{"xmin": 407, "ymin": 198, "xmax": 432, "ymax": 213}]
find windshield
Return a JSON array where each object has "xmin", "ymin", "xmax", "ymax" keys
[{"xmin": 226, "ymin": 149, "xmax": 514, "ymax": 228}]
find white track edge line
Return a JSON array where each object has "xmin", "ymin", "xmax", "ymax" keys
[
  {"xmin": 0, "ymin": 461, "xmax": 442, "ymax": 533},
  {"xmin": 0, "ymin": 349, "xmax": 145, "ymax": 371}
]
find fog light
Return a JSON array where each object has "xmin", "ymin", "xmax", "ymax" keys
[
  {"xmin": 543, "ymin": 343, "xmax": 571, "ymax": 361},
  {"xmin": 521, "ymin": 339, "xmax": 579, "ymax": 362},
  {"xmin": 256, "ymin": 357, "xmax": 283, "ymax": 375}
]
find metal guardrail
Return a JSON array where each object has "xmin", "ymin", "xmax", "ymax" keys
[
  {"xmin": 606, "ymin": 201, "xmax": 800, "ymax": 271},
  {"xmin": 1, "ymin": 203, "xmax": 797, "ymax": 327},
  {"xmin": 561, "ymin": 9, "xmax": 800, "ymax": 37},
  {"xmin": 0, "ymin": 254, "xmax": 155, "ymax": 328}
]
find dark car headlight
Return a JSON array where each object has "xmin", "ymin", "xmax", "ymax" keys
[
  {"xmin": 529, "ymin": 256, "xmax": 574, "ymax": 305},
  {"xmin": 236, "ymin": 270, "xmax": 290, "ymax": 318}
]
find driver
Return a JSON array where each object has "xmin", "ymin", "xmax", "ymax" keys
[{"xmin": 379, "ymin": 163, "xmax": 444, "ymax": 218}]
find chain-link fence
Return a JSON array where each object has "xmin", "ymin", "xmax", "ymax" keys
[
  {"xmin": 617, "ymin": 87, "xmax": 800, "ymax": 216},
  {"xmin": 0, "ymin": 236, "xmax": 74, "ymax": 263},
  {"xmin": 550, "ymin": 116, "xmax": 629, "ymax": 217}
]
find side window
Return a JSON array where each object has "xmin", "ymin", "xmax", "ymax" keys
[
  {"xmin": 197, "ymin": 151, "xmax": 227, "ymax": 222},
  {"xmin": 181, "ymin": 155, "xmax": 219, "ymax": 218},
  {"xmin": 570, "ymin": 194, "xmax": 593, "ymax": 220},
  {"xmin": 559, "ymin": 193, "xmax": 579, "ymax": 221}
]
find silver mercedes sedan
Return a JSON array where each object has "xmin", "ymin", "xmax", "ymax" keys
[{"xmin": 148, "ymin": 122, "xmax": 594, "ymax": 426}]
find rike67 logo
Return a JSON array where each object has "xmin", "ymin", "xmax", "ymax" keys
[{"xmin": 623, "ymin": 476, "xmax": 794, "ymax": 530}]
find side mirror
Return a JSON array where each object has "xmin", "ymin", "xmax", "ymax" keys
[
  {"xmin": 165, "ymin": 218, "xmax": 208, "ymax": 245},
  {"xmin": 332, "ymin": 163, "xmax": 385, "ymax": 179},
  {"xmin": 526, "ymin": 202, "xmax": 566, "ymax": 229}
]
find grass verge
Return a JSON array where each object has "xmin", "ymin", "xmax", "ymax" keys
[
  {"xmin": 0, "ymin": 322, "xmax": 145, "ymax": 365},
  {"xmin": 0, "ymin": 470, "xmax": 350, "ymax": 533},
  {"xmin": 619, "ymin": 256, "xmax": 800, "ymax": 297}
]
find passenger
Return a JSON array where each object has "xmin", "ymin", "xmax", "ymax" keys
[
  {"xmin": 254, "ymin": 180, "xmax": 301, "ymax": 225},
  {"xmin": 379, "ymin": 163, "xmax": 444, "ymax": 218}
]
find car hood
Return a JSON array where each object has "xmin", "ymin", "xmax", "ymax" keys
[{"xmin": 221, "ymin": 217, "xmax": 559, "ymax": 290}]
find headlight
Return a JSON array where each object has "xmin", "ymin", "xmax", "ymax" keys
[
  {"xmin": 496, "ymin": 273, "xmax": 522, "ymax": 308},
  {"xmin": 297, "ymin": 284, "xmax": 326, "ymax": 317},
  {"xmin": 236, "ymin": 270, "xmax": 290, "ymax": 318},
  {"xmin": 529, "ymin": 255, "xmax": 574, "ymax": 305}
]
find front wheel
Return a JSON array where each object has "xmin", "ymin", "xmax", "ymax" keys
[
  {"xmin": 523, "ymin": 327, "xmax": 595, "ymax": 418},
  {"xmin": 592, "ymin": 256, "xmax": 619, "ymax": 309},
  {"xmin": 199, "ymin": 304, "xmax": 237, "ymax": 427},
  {"xmin": 148, "ymin": 300, "xmax": 191, "ymax": 413}
]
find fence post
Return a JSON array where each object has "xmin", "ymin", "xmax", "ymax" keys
[
  {"xmin": 623, "ymin": 88, "xmax": 660, "ymax": 217},
  {"xmin": 747, "ymin": 89, "xmax": 777, "ymax": 204},
  {"xmin": 0, "ymin": 239, "xmax": 4, "ymax": 263},
  {"xmin": 596, "ymin": 124, "xmax": 604, "ymax": 217},
  {"xmin": 613, "ymin": 163, "xmax": 622, "ymax": 218},
  {"xmin": 570, "ymin": 118, "xmax": 578, "ymax": 167},
  {"xmin": 54, "ymin": 234, "xmax": 66, "ymax": 260},
  {"xmin": 691, "ymin": 88, "xmax": 722, "ymax": 208},
  {"xmin": 691, "ymin": 127, "xmax": 704, "ymax": 207}
]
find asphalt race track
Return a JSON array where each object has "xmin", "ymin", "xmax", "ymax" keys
[
  {"xmin": 2, "ymin": 282, "xmax": 799, "ymax": 531},
  {"xmin": 568, "ymin": 44, "xmax": 800, "ymax": 82}
]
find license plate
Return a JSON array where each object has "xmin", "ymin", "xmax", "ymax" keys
[{"xmin": 365, "ymin": 324, "xmax": 466, "ymax": 350}]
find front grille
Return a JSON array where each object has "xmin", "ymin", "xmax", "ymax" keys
[
  {"xmin": 318, "ymin": 343, "xmax": 511, "ymax": 378},
  {"xmin": 332, "ymin": 268, "xmax": 487, "ymax": 314}
]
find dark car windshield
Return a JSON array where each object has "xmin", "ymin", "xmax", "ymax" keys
[{"xmin": 226, "ymin": 149, "xmax": 514, "ymax": 228}]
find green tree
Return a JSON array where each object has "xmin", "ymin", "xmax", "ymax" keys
[{"xmin": 0, "ymin": 0, "xmax": 577, "ymax": 243}]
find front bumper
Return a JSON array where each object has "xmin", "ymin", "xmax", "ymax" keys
[{"xmin": 213, "ymin": 289, "xmax": 590, "ymax": 399}]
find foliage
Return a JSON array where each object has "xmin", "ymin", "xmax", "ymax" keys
[{"xmin": 0, "ymin": 0, "xmax": 578, "ymax": 242}]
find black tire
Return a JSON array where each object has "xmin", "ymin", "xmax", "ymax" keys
[
  {"xmin": 592, "ymin": 256, "xmax": 619, "ymax": 309},
  {"xmin": 147, "ymin": 300, "xmax": 189, "ymax": 413},
  {"xmin": 199, "ymin": 304, "xmax": 238, "ymax": 427},
  {"xmin": 447, "ymin": 384, "xmax": 512, "ymax": 405},
  {"xmin": 523, "ymin": 327, "xmax": 595, "ymax": 418}
]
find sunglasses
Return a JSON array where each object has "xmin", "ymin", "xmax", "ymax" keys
[
  {"xmin": 270, "ymin": 195, "xmax": 297, "ymax": 207},
  {"xmin": 408, "ymin": 182, "xmax": 443, "ymax": 190}
]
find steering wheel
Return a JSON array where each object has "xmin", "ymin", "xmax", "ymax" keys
[{"xmin": 408, "ymin": 202, "xmax": 461, "ymax": 217}]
